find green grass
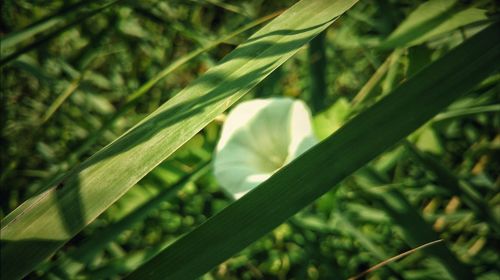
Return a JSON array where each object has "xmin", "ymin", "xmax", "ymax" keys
[{"xmin": 1, "ymin": 0, "xmax": 499, "ymax": 279}]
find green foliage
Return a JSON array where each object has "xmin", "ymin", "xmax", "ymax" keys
[
  {"xmin": 127, "ymin": 23, "xmax": 500, "ymax": 280},
  {"xmin": 1, "ymin": 0, "xmax": 499, "ymax": 279}
]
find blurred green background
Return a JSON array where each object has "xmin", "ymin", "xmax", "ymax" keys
[{"xmin": 1, "ymin": 0, "xmax": 499, "ymax": 279}]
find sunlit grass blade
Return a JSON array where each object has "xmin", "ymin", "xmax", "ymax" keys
[
  {"xmin": 17, "ymin": 9, "xmax": 281, "ymax": 210},
  {"xmin": 0, "ymin": 0, "xmax": 357, "ymax": 279},
  {"xmin": 37, "ymin": 10, "xmax": 282, "ymax": 178},
  {"xmin": 126, "ymin": 22, "xmax": 500, "ymax": 280}
]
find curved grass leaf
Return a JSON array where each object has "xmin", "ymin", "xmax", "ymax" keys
[
  {"xmin": 126, "ymin": 22, "xmax": 500, "ymax": 280},
  {"xmin": 0, "ymin": 0, "xmax": 358, "ymax": 279},
  {"xmin": 381, "ymin": 0, "xmax": 488, "ymax": 49}
]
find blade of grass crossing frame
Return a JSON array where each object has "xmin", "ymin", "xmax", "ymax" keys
[
  {"xmin": 127, "ymin": 23, "xmax": 499, "ymax": 280},
  {"xmin": 0, "ymin": 1, "xmax": 358, "ymax": 279},
  {"xmin": 32, "ymin": 10, "xmax": 283, "ymax": 186}
]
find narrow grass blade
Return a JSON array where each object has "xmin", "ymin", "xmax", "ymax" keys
[
  {"xmin": 434, "ymin": 104, "xmax": 500, "ymax": 122},
  {"xmin": 1, "ymin": 0, "xmax": 94, "ymax": 50},
  {"xmin": 84, "ymin": 240, "xmax": 171, "ymax": 279},
  {"xmin": 335, "ymin": 213, "xmax": 389, "ymax": 261},
  {"xmin": 126, "ymin": 22, "xmax": 500, "ymax": 280},
  {"xmin": 351, "ymin": 50, "xmax": 400, "ymax": 109},
  {"xmin": 203, "ymin": 0, "xmax": 249, "ymax": 17},
  {"xmin": 307, "ymin": 31, "xmax": 327, "ymax": 113},
  {"xmin": 42, "ymin": 73, "xmax": 85, "ymax": 124},
  {"xmin": 125, "ymin": 10, "xmax": 282, "ymax": 104},
  {"xmin": 0, "ymin": 1, "xmax": 357, "ymax": 279},
  {"xmin": 348, "ymin": 240, "xmax": 444, "ymax": 280},
  {"xmin": 0, "ymin": 0, "xmax": 122, "ymax": 67}
]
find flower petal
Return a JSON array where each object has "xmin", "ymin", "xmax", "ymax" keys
[{"xmin": 214, "ymin": 97, "xmax": 317, "ymax": 199}]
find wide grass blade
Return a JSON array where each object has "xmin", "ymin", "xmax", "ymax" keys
[
  {"xmin": 40, "ymin": 10, "xmax": 282, "ymax": 176},
  {"xmin": 126, "ymin": 22, "xmax": 500, "ymax": 280},
  {"xmin": 0, "ymin": 0, "xmax": 357, "ymax": 279}
]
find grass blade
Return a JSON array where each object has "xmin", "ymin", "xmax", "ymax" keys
[
  {"xmin": 307, "ymin": 31, "xmax": 327, "ymax": 113},
  {"xmin": 1, "ymin": 1, "xmax": 94, "ymax": 50},
  {"xmin": 0, "ymin": 1, "xmax": 357, "ymax": 279},
  {"xmin": 348, "ymin": 240, "xmax": 444, "ymax": 280},
  {"xmin": 351, "ymin": 50, "xmax": 400, "ymax": 108},
  {"xmin": 380, "ymin": 0, "xmax": 488, "ymax": 48},
  {"xmin": 47, "ymin": 10, "xmax": 282, "ymax": 170},
  {"xmin": 0, "ymin": 0, "xmax": 122, "ymax": 67},
  {"xmin": 434, "ymin": 104, "xmax": 500, "ymax": 122},
  {"xmin": 55, "ymin": 161, "xmax": 210, "ymax": 277},
  {"xmin": 126, "ymin": 22, "xmax": 500, "ymax": 280},
  {"xmin": 41, "ymin": 72, "xmax": 86, "ymax": 124}
]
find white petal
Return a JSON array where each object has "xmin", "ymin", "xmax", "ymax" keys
[
  {"xmin": 214, "ymin": 97, "xmax": 317, "ymax": 199},
  {"xmin": 286, "ymin": 100, "xmax": 318, "ymax": 162}
]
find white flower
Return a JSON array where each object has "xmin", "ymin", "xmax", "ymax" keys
[{"xmin": 214, "ymin": 97, "xmax": 318, "ymax": 199}]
